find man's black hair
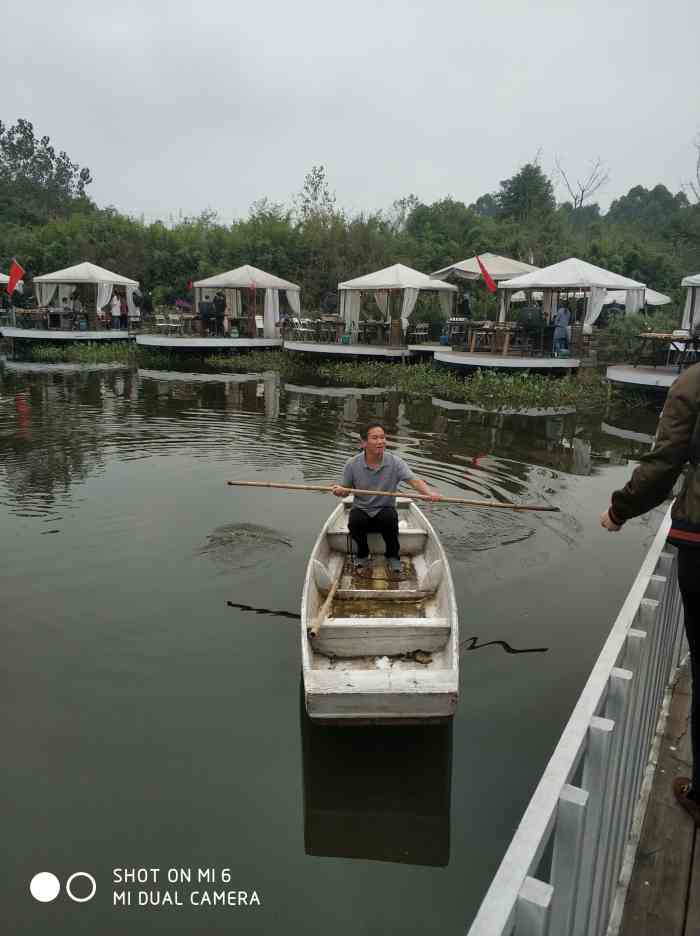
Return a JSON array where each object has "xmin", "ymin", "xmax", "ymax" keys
[{"xmin": 360, "ymin": 422, "xmax": 386, "ymax": 440}]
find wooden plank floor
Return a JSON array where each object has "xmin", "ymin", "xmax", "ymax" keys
[{"xmin": 621, "ymin": 666, "xmax": 698, "ymax": 935}]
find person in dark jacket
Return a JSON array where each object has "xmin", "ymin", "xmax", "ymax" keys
[{"xmin": 601, "ymin": 361, "xmax": 700, "ymax": 823}]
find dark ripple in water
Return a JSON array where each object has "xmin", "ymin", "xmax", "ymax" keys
[{"xmin": 197, "ymin": 522, "xmax": 294, "ymax": 571}]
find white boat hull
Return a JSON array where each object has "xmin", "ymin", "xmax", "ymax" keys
[{"xmin": 301, "ymin": 498, "xmax": 459, "ymax": 723}]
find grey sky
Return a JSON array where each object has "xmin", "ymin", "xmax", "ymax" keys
[{"xmin": 3, "ymin": 0, "xmax": 698, "ymax": 223}]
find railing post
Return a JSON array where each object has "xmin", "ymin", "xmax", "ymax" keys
[
  {"xmin": 573, "ymin": 716, "xmax": 615, "ymax": 936},
  {"xmin": 589, "ymin": 666, "xmax": 634, "ymax": 936},
  {"xmin": 516, "ymin": 877, "xmax": 553, "ymax": 936},
  {"xmin": 550, "ymin": 784, "xmax": 588, "ymax": 935},
  {"xmin": 599, "ymin": 629, "xmax": 646, "ymax": 933}
]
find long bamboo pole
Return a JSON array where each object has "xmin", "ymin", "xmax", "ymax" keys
[{"xmin": 226, "ymin": 480, "xmax": 559, "ymax": 512}]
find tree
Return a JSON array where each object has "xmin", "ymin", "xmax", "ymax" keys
[
  {"xmin": 684, "ymin": 133, "xmax": 700, "ymax": 203},
  {"xmin": 555, "ymin": 156, "xmax": 609, "ymax": 209},
  {"xmin": 606, "ymin": 184, "xmax": 688, "ymax": 231},
  {"xmin": 0, "ymin": 119, "xmax": 93, "ymax": 224},
  {"xmin": 471, "ymin": 193, "xmax": 500, "ymax": 218},
  {"xmin": 496, "ymin": 162, "xmax": 555, "ymax": 223},
  {"xmin": 386, "ymin": 194, "xmax": 420, "ymax": 232},
  {"xmin": 294, "ymin": 165, "xmax": 337, "ymax": 223}
]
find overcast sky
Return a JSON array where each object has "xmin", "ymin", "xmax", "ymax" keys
[{"xmin": 3, "ymin": 0, "xmax": 698, "ymax": 223}]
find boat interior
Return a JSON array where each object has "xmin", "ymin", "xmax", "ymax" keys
[{"xmin": 307, "ymin": 499, "xmax": 456, "ymax": 673}]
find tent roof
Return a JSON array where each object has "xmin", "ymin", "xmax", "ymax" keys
[
  {"xmin": 432, "ymin": 253, "xmax": 538, "ymax": 281},
  {"xmin": 500, "ymin": 257, "xmax": 645, "ymax": 291},
  {"xmin": 194, "ymin": 264, "xmax": 299, "ymax": 291},
  {"xmin": 605, "ymin": 287, "xmax": 670, "ymax": 306},
  {"xmin": 682, "ymin": 273, "xmax": 700, "ymax": 287},
  {"xmin": 339, "ymin": 263, "xmax": 456, "ymax": 292},
  {"xmin": 33, "ymin": 261, "xmax": 138, "ymax": 286},
  {"xmin": 0, "ymin": 272, "xmax": 8, "ymax": 284}
]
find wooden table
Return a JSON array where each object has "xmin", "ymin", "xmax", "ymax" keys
[
  {"xmin": 633, "ymin": 333, "xmax": 700, "ymax": 370},
  {"xmin": 468, "ymin": 325, "xmax": 518, "ymax": 355}
]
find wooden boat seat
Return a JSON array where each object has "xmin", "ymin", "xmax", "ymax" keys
[
  {"xmin": 327, "ymin": 524, "xmax": 429, "ymax": 556},
  {"xmin": 312, "ymin": 617, "xmax": 449, "ymax": 657}
]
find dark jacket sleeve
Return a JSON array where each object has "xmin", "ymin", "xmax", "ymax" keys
[{"xmin": 610, "ymin": 372, "xmax": 698, "ymax": 525}]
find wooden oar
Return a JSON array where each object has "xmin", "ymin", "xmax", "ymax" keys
[
  {"xmin": 307, "ymin": 567, "xmax": 343, "ymax": 640},
  {"xmin": 226, "ymin": 480, "xmax": 559, "ymax": 512}
]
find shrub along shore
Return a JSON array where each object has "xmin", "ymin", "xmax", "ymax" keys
[{"xmin": 9, "ymin": 342, "xmax": 633, "ymax": 413}]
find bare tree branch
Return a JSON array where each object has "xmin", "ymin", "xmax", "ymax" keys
[
  {"xmin": 684, "ymin": 134, "xmax": 700, "ymax": 203},
  {"xmin": 555, "ymin": 156, "xmax": 609, "ymax": 208}
]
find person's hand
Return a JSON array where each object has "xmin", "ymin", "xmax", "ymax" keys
[
  {"xmin": 600, "ymin": 509, "xmax": 622, "ymax": 532},
  {"xmin": 332, "ymin": 485, "xmax": 350, "ymax": 497},
  {"xmin": 427, "ymin": 492, "xmax": 443, "ymax": 502}
]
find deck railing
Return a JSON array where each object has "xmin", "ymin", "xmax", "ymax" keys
[{"xmin": 467, "ymin": 509, "xmax": 686, "ymax": 936}]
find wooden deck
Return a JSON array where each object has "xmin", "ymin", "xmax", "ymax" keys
[
  {"xmin": 606, "ymin": 364, "xmax": 679, "ymax": 390},
  {"xmin": 621, "ymin": 664, "xmax": 699, "ymax": 935}
]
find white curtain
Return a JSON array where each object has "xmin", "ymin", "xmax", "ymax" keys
[
  {"xmin": 35, "ymin": 283, "xmax": 57, "ymax": 307},
  {"xmin": 542, "ymin": 289, "xmax": 556, "ymax": 324},
  {"xmin": 95, "ymin": 282, "xmax": 113, "ymax": 314},
  {"xmin": 400, "ymin": 287, "xmax": 419, "ymax": 333},
  {"xmin": 225, "ymin": 288, "xmax": 242, "ymax": 319},
  {"xmin": 438, "ymin": 292, "xmax": 452, "ymax": 320},
  {"xmin": 286, "ymin": 289, "xmax": 301, "ymax": 317},
  {"xmin": 58, "ymin": 284, "xmax": 73, "ymax": 307},
  {"xmin": 126, "ymin": 286, "xmax": 140, "ymax": 319},
  {"xmin": 374, "ymin": 289, "xmax": 389, "ymax": 320},
  {"xmin": 625, "ymin": 288, "xmax": 644, "ymax": 317},
  {"xmin": 682, "ymin": 287, "xmax": 698, "ymax": 331},
  {"xmin": 263, "ymin": 288, "xmax": 279, "ymax": 338},
  {"xmin": 584, "ymin": 286, "xmax": 607, "ymax": 328},
  {"xmin": 341, "ymin": 290, "xmax": 361, "ymax": 334},
  {"xmin": 497, "ymin": 291, "xmax": 511, "ymax": 323}
]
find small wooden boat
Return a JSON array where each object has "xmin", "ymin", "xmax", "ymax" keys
[{"xmin": 301, "ymin": 497, "xmax": 459, "ymax": 724}]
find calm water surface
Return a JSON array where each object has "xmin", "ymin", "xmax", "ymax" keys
[{"xmin": 0, "ymin": 359, "xmax": 665, "ymax": 935}]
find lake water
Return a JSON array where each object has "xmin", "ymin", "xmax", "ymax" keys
[{"xmin": 0, "ymin": 359, "xmax": 666, "ymax": 935}]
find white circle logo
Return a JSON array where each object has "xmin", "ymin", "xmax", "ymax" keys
[
  {"xmin": 65, "ymin": 872, "xmax": 97, "ymax": 903},
  {"xmin": 29, "ymin": 872, "xmax": 60, "ymax": 903}
]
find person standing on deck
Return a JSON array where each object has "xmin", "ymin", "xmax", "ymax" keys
[
  {"xmin": 332, "ymin": 423, "xmax": 442, "ymax": 576},
  {"xmin": 601, "ymin": 362, "xmax": 700, "ymax": 824},
  {"xmin": 552, "ymin": 303, "xmax": 570, "ymax": 355}
]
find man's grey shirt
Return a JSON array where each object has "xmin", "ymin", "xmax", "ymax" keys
[{"xmin": 341, "ymin": 451, "xmax": 415, "ymax": 516}]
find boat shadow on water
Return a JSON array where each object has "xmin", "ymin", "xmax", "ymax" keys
[{"xmin": 300, "ymin": 687, "xmax": 453, "ymax": 868}]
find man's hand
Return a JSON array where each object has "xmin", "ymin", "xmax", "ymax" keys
[
  {"xmin": 425, "ymin": 492, "xmax": 443, "ymax": 502},
  {"xmin": 600, "ymin": 509, "xmax": 622, "ymax": 532},
  {"xmin": 332, "ymin": 485, "xmax": 350, "ymax": 497}
]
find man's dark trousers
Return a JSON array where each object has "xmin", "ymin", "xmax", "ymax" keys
[
  {"xmin": 678, "ymin": 548, "xmax": 700, "ymax": 792},
  {"xmin": 348, "ymin": 507, "xmax": 399, "ymax": 559}
]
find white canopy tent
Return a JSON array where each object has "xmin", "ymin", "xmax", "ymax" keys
[
  {"xmin": 432, "ymin": 254, "xmax": 539, "ymax": 321},
  {"xmin": 0, "ymin": 272, "xmax": 8, "ymax": 285},
  {"xmin": 33, "ymin": 261, "xmax": 140, "ymax": 318},
  {"xmin": 604, "ymin": 287, "xmax": 670, "ymax": 308},
  {"xmin": 432, "ymin": 252, "xmax": 539, "ymax": 282},
  {"xmin": 193, "ymin": 264, "xmax": 300, "ymax": 338},
  {"xmin": 499, "ymin": 258, "xmax": 646, "ymax": 328},
  {"xmin": 338, "ymin": 263, "xmax": 457, "ymax": 337},
  {"xmin": 682, "ymin": 273, "xmax": 700, "ymax": 330},
  {"xmin": 511, "ymin": 286, "xmax": 670, "ymax": 308}
]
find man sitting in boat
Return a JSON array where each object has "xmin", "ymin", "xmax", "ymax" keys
[{"xmin": 332, "ymin": 423, "xmax": 441, "ymax": 576}]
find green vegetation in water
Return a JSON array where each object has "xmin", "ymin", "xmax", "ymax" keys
[
  {"xmin": 313, "ymin": 361, "xmax": 615, "ymax": 412},
  {"xmin": 27, "ymin": 342, "xmax": 134, "ymax": 364}
]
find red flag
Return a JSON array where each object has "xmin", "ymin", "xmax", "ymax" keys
[
  {"xmin": 476, "ymin": 256, "xmax": 497, "ymax": 294},
  {"xmin": 7, "ymin": 258, "xmax": 25, "ymax": 296}
]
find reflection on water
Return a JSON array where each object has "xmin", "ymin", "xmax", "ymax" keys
[
  {"xmin": 301, "ymin": 699, "xmax": 453, "ymax": 867},
  {"xmin": 0, "ymin": 359, "xmax": 670, "ymax": 935}
]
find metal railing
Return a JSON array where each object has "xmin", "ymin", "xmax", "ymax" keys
[{"xmin": 467, "ymin": 509, "xmax": 686, "ymax": 936}]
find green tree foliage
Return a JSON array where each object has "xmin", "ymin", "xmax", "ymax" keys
[
  {"xmin": 0, "ymin": 119, "xmax": 93, "ymax": 224},
  {"xmin": 0, "ymin": 141, "xmax": 699, "ymax": 312},
  {"xmin": 607, "ymin": 184, "xmax": 689, "ymax": 232},
  {"xmin": 496, "ymin": 162, "xmax": 556, "ymax": 222}
]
